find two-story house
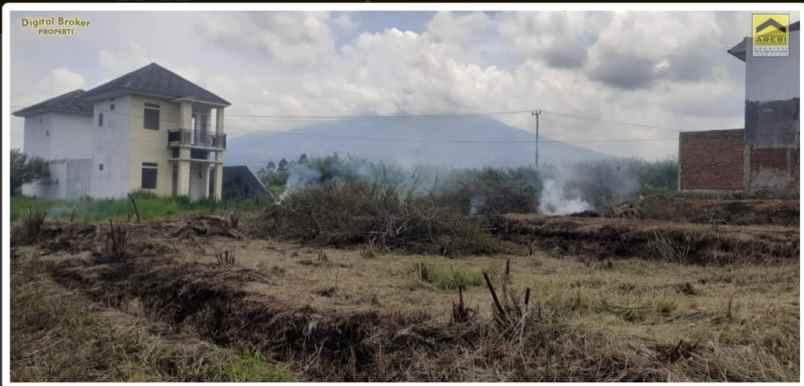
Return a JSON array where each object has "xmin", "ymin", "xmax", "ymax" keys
[{"xmin": 13, "ymin": 63, "xmax": 230, "ymax": 201}]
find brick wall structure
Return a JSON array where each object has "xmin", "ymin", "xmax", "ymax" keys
[
  {"xmin": 747, "ymin": 146, "xmax": 800, "ymax": 192},
  {"xmin": 679, "ymin": 129, "xmax": 799, "ymax": 193},
  {"xmin": 679, "ymin": 129, "xmax": 745, "ymax": 191}
]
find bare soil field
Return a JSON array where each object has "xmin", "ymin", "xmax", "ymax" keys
[{"xmin": 11, "ymin": 209, "xmax": 801, "ymax": 381}]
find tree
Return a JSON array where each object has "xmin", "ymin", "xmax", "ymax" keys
[
  {"xmin": 298, "ymin": 153, "xmax": 308, "ymax": 164},
  {"xmin": 10, "ymin": 148, "xmax": 50, "ymax": 196},
  {"xmin": 278, "ymin": 158, "xmax": 288, "ymax": 172}
]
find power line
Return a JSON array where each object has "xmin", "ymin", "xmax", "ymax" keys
[
  {"xmin": 540, "ymin": 109, "xmax": 676, "ymax": 131},
  {"xmin": 10, "ymin": 103, "xmax": 674, "ymax": 130},
  {"xmin": 224, "ymin": 109, "xmax": 536, "ymax": 121},
  {"xmin": 9, "ymin": 105, "xmax": 694, "ymax": 144}
]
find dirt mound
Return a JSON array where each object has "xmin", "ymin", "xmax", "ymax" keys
[
  {"xmin": 490, "ymin": 215, "xmax": 799, "ymax": 264},
  {"xmin": 608, "ymin": 195, "xmax": 799, "ymax": 226}
]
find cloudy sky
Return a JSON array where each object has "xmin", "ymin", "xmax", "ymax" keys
[{"xmin": 8, "ymin": 10, "xmax": 799, "ymax": 159}]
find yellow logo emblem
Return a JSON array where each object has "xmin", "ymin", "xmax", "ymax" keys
[{"xmin": 752, "ymin": 14, "xmax": 790, "ymax": 57}]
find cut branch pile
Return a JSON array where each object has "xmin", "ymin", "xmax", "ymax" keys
[
  {"xmin": 260, "ymin": 180, "xmax": 503, "ymax": 256},
  {"xmin": 172, "ymin": 215, "xmax": 245, "ymax": 240}
]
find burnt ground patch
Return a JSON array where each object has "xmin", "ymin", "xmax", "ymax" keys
[{"xmin": 490, "ymin": 215, "xmax": 799, "ymax": 264}]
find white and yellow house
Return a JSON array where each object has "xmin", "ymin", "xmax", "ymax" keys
[{"xmin": 14, "ymin": 63, "xmax": 230, "ymax": 201}]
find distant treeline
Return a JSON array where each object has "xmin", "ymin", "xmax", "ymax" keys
[{"xmin": 255, "ymin": 153, "xmax": 678, "ymax": 214}]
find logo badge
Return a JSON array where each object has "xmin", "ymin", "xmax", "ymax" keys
[{"xmin": 752, "ymin": 13, "xmax": 790, "ymax": 57}]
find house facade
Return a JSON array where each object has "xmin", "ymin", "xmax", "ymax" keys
[
  {"xmin": 679, "ymin": 20, "xmax": 800, "ymax": 193},
  {"xmin": 14, "ymin": 63, "xmax": 230, "ymax": 201}
]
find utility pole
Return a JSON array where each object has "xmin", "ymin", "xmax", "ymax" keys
[{"xmin": 531, "ymin": 110, "xmax": 541, "ymax": 168}]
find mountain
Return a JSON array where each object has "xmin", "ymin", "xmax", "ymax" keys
[{"xmin": 225, "ymin": 115, "xmax": 610, "ymax": 169}]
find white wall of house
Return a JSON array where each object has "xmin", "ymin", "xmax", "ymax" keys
[
  {"xmin": 22, "ymin": 114, "xmax": 51, "ymax": 159},
  {"xmin": 22, "ymin": 113, "xmax": 93, "ymax": 160},
  {"xmin": 189, "ymin": 163, "xmax": 210, "ymax": 201},
  {"xmin": 22, "ymin": 112, "xmax": 93, "ymax": 199},
  {"xmin": 89, "ymin": 97, "xmax": 132, "ymax": 198},
  {"xmin": 49, "ymin": 113, "xmax": 94, "ymax": 159}
]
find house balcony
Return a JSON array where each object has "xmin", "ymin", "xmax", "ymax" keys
[
  {"xmin": 168, "ymin": 128, "xmax": 226, "ymax": 150},
  {"xmin": 167, "ymin": 147, "xmax": 224, "ymax": 164}
]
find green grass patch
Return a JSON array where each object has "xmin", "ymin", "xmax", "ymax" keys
[
  {"xmin": 218, "ymin": 352, "xmax": 300, "ymax": 382},
  {"xmin": 11, "ymin": 194, "xmax": 264, "ymax": 223},
  {"xmin": 414, "ymin": 262, "xmax": 484, "ymax": 290}
]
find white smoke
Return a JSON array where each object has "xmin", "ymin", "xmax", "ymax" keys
[
  {"xmin": 538, "ymin": 177, "xmax": 592, "ymax": 215},
  {"xmin": 279, "ymin": 162, "xmax": 322, "ymax": 201}
]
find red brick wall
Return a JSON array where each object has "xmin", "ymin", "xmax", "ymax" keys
[
  {"xmin": 749, "ymin": 147, "xmax": 800, "ymax": 192},
  {"xmin": 679, "ymin": 129, "xmax": 744, "ymax": 190}
]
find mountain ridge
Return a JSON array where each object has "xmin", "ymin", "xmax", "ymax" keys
[{"xmin": 226, "ymin": 115, "xmax": 611, "ymax": 169}]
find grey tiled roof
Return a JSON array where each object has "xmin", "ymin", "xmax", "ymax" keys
[
  {"xmin": 223, "ymin": 165, "xmax": 267, "ymax": 199},
  {"xmin": 82, "ymin": 62, "xmax": 230, "ymax": 106},
  {"xmin": 14, "ymin": 63, "xmax": 230, "ymax": 118},
  {"xmin": 12, "ymin": 89, "xmax": 93, "ymax": 117}
]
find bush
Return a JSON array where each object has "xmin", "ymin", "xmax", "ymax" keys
[
  {"xmin": 259, "ymin": 180, "xmax": 502, "ymax": 256},
  {"xmin": 434, "ymin": 167, "xmax": 541, "ymax": 215},
  {"xmin": 10, "ymin": 148, "xmax": 50, "ymax": 196}
]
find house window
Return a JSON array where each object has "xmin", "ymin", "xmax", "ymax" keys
[
  {"xmin": 110, "ymin": 103, "xmax": 115, "ymax": 111},
  {"xmin": 144, "ymin": 103, "xmax": 160, "ymax": 130},
  {"xmin": 99, "ymin": 163, "xmax": 104, "ymax": 171},
  {"xmin": 141, "ymin": 162, "xmax": 158, "ymax": 189},
  {"xmin": 98, "ymin": 113, "xmax": 104, "ymax": 127}
]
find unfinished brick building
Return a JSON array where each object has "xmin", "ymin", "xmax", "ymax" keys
[{"xmin": 679, "ymin": 21, "xmax": 800, "ymax": 193}]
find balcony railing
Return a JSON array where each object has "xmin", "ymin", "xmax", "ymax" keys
[{"xmin": 168, "ymin": 129, "xmax": 226, "ymax": 149}]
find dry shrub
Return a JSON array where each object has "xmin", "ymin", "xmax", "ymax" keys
[
  {"xmin": 227, "ymin": 211, "xmax": 241, "ymax": 229},
  {"xmin": 13, "ymin": 209, "xmax": 47, "ymax": 245},
  {"xmin": 216, "ymin": 250, "xmax": 237, "ymax": 267},
  {"xmin": 102, "ymin": 220, "xmax": 129, "ymax": 260},
  {"xmin": 260, "ymin": 180, "xmax": 502, "ymax": 256},
  {"xmin": 360, "ymin": 246, "xmax": 377, "ymax": 259},
  {"xmin": 650, "ymin": 230, "xmax": 692, "ymax": 262}
]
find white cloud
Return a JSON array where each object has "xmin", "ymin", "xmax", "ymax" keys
[
  {"xmin": 9, "ymin": 10, "xmax": 764, "ymax": 159},
  {"xmin": 99, "ymin": 42, "xmax": 149, "ymax": 78},
  {"xmin": 39, "ymin": 68, "xmax": 86, "ymax": 96},
  {"xmin": 197, "ymin": 12, "xmax": 337, "ymax": 67}
]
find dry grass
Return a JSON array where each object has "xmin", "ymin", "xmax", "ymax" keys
[
  {"xmin": 10, "ymin": 248, "xmax": 300, "ymax": 382},
  {"xmin": 11, "ymin": 214, "xmax": 800, "ymax": 381},
  {"xmin": 12, "ymin": 208, "xmax": 47, "ymax": 245}
]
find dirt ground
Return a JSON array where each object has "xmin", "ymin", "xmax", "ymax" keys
[{"xmin": 11, "ymin": 210, "xmax": 801, "ymax": 381}]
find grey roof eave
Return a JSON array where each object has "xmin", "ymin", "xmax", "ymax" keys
[
  {"xmin": 84, "ymin": 88, "xmax": 231, "ymax": 107},
  {"xmin": 727, "ymin": 38, "xmax": 747, "ymax": 62}
]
